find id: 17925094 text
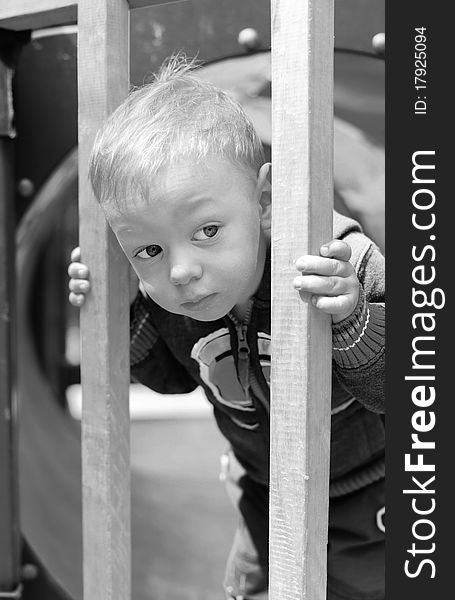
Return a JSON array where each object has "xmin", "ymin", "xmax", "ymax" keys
[{"xmin": 414, "ymin": 27, "xmax": 428, "ymax": 115}]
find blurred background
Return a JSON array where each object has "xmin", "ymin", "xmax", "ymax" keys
[{"xmin": 10, "ymin": 1, "xmax": 384, "ymax": 598}]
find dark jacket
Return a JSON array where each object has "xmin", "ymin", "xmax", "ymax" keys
[{"xmin": 130, "ymin": 212, "xmax": 385, "ymax": 496}]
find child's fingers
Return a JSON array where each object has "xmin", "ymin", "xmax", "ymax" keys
[
  {"xmin": 69, "ymin": 278, "xmax": 90, "ymax": 294},
  {"xmin": 68, "ymin": 291, "xmax": 85, "ymax": 307},
  {"xmin": 295, "ymin": 255, "xmax": 353, "ymax": 278},
  {"xmin": 70, "ymin": 246, "xmax": 81, "ymax": 262},
  {"xmin": 320, "ymin": 240, "xmax": 351, "ymax": 262},
  {"xmin": 311, "ymin": 294, "xmax": 352, "ymax": 315},
  {"xmin": 67, "ymin": 262, "xmax": 89, "ymax": 279},
  {"xmin": 293, "ymin": 274, "xmax": 354, "ymax": 296},
  {"xmin": 296, "ymin": 290, "xmax": 312, "ymax": 304}
]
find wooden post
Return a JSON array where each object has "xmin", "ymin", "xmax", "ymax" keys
[
  {"xmin": 0, "ymin": 28, "xmax": 30, "ymax": 596},
  {"xmin": 0, "ymin": 138, "xmax": 20, "ymax": 597},
  {"xmin": 0, "ymin": 39, "xmax": 20, "ymax": 596},
  {"xmin": 270, "ymin": 1, "xmax": 334, "ymax": 599},
  {"xmin": 78, "ymin": 1, "xmax": 131, "ymax": 599}
]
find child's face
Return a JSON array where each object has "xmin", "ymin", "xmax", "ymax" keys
[{"xmin": 108, "ymin": 157, "xmax": 271, "ymax": 321}]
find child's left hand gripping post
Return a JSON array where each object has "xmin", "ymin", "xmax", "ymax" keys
[{"xmin": 293, "ymin": 239, "xmax": 360, "ymax": 324}]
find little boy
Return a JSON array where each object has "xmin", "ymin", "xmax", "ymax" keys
[{"xmin": 69, "ymin": 57, "xmax": 385, "ymax": 599}]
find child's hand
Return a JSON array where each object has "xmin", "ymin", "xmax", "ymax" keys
[
  {"xmin": 67, "ymin": 246, "xmax": 140, "ymax": 307},
  {"xmin": 293, "ymin": 240, "xmax": 360, "ymax": 324},
  {"xmin": 68, "ymin": 246, "xmax": 91, "ymax": 307}
]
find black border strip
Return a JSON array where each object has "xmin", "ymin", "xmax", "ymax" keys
[{"xmin": 386, "ymin": 3, "xmax": 451, "ymax": 597}]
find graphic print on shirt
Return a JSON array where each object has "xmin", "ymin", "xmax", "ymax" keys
[{"xmin": 190, "ymin": 328, "xmax": 271, "ymax": 412}]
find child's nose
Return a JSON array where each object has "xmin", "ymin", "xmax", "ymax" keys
[{"xmin": 169, "ymin": 263, "xmax": 202, "ymax": 285}]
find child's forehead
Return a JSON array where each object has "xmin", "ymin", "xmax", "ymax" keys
[
  {"xmin": 104, "ymin": 156, "xmax": 258, "ymax": 224},
  {"xmin": 106, "ymin": 158, "xmax": 258, "ymax": 228},
  {"xmin": 162, "ymin": 155, "xmax": 252, "ymax": 180},
  {"xmin": 150, "ymin": 156, "xmax": 256, "ymax": 198}
]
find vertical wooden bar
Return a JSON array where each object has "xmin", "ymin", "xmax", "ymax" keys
[
  {"xmin": 0, "ymin": 47, "xmax": 20, "ymax": 595},
  {"xmin": 0, "ymin": 143, "xmax": 20, "ymax": 596},
  {"xmin": 78, "ymin": 1, "xmax": 131, "ymax": 599},
  {"xmin": 270, "ymin": 1, "xmax": 334, "ymax": 599}
]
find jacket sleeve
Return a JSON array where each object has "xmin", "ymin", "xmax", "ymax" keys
[
  {"xmin": 130, "ymin": 292, "xmax": 198, "ymax": 394},
  {"xmin": 331, "ymin": 236, "xmax": 385, "ymax": 414}
]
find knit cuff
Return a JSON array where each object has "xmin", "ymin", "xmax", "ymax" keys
[
  {"xmin": 130, "ymin": 292, "xmax": 159, "ymax": 366},
  {"xmin": 329, "ymin": 455, "xmax": 385, "ymax": 498},
  {"xmin": 332, "ymin": 286, "xmax": 385, "ymax": 369}
]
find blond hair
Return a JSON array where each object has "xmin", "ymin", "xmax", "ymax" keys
[{"xmin": 89, "ymin": 54, "xmax": 265, "ymax": 212}]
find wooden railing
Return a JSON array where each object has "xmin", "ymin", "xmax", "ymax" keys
[{"xmin": 0, "ymin": 1, "xmax": 334, "ymax": 598}]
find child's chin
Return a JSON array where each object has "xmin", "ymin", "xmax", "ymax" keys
[
  {"xmin": 179, "ymin": 304, "xmax": 227, "ymax": 322},
  {"xmin": 185, "ymin": 309, "xmax": 225, "ymax": 322}
]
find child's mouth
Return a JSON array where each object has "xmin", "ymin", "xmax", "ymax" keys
[{"xmin": 181, "ymin": 293, "xmax": 218, "ymax": 311}]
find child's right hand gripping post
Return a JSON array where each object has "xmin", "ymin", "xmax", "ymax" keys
[
  {"xmin": 68, "ymin": 246, "xmax": 140, "ymax": 307},
  {"xmin": 68, "ymin": 246, "xmax": 90, "ymax": 307}
]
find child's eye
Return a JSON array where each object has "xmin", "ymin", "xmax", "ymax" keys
[
  {"xmin": 135, "ymin": 244, "xmax": 163, "ymax": 259},
  {"xmin": 193, "ymin": 225, "xmax": 220, "ymax": 241}
]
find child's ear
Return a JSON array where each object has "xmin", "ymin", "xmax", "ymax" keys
[{"xmin": 256, "ymin": 162, "xmax": 272, "ymax": 230}]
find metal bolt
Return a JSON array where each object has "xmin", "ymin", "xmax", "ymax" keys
[
  {"xmin": 238, "ymin": 28, "xmax": 260, "ymax": 52},
  {"xmin": 17, "ymin": 178, "xmax": 35, "ymax": 198},
  {"xmin": 372, "ymin": 32, "xmax": 385, "ymax": 56},
  {"xmin": 21, "ymin": 563, "xmax": 39, "ymax": 580}
]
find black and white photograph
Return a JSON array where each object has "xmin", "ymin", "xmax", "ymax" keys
[{"xmin": 2, "ymin": 1, "xmax": 447, "ymax": 599}]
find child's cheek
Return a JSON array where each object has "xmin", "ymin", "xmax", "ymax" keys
[{"xmin": 226, "ymin": 242, "xmax": 261, "ymax": 294}]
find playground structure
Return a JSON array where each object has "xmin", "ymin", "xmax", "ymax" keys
[{"xmin": 0, "ymin": 3, "xmax": 384, "ymax": 598}]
